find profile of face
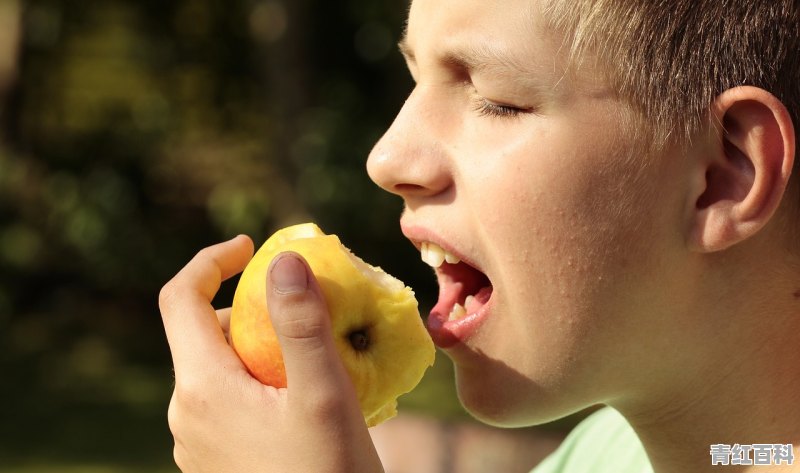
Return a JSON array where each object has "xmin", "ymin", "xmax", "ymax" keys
[{"xmin": 367, "ymin": 0, "xmax": 701, "ymax": 427}]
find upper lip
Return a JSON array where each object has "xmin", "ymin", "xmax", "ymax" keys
[{"xmin": 400, "ymin": 221, "xmax": 486, "ymax": 274}]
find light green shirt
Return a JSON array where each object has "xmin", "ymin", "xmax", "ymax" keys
[{"xmin": 532, "ymin": 407, "xmax": 653, "ymax": 473}]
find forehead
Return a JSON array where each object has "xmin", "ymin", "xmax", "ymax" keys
[
  {"xmin": 405, "ymin": 0, "xmax": 540, "ymax": 59},
  {"xmin": 408, "ymin": 0, "xmax": 538, "ymax": 32},
  {"xmin": 403, "ymin": 0, "xmax": 600, "ymax": 92}
]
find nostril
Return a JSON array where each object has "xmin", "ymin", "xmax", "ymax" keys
[{"xmin": 394, "ymin": 183, "xmax": 428, "ymax": 193}]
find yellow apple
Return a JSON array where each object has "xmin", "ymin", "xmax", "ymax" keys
[{"xmin": 230, "ymin": 223, "xmax": 435, "ymax": 427}]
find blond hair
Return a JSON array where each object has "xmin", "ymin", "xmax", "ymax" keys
[{"xmin": 541, "ymin": 0, "xmax": 800, "ymax": 149}]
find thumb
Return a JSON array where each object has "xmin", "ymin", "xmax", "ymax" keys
[{"xmin": 266, "ymin": 252, "xmax": 351, "ymax": 396}]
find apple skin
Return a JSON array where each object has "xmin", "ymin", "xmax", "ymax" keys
[{"xmin": 229, "ymin": 223, "xmax": 435, "ymax": 427}]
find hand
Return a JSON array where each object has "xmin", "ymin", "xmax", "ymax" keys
[{"xmin": 159, "ymin": 235, "xmax": 384, "ymax": 473}]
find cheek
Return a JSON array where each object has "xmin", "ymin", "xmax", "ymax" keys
[
  {"xmin": 481, "ymin": 123, "xmax": 657, "ymax": 295},
  {"xmin": 450, "ymin": 109, "xmax": 686, "ymax": 423},
  {"xmin": 468, "ymin": 121, "xmax": 665, "ymax": 374}
]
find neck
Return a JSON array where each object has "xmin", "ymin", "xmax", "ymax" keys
[{"xmin": 615, "ymin": 263, "xmax": 800, "ymax": 473}]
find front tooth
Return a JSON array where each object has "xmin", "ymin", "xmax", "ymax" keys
[
  {"xmin": 423, "ymin": 242, "xmax": 446, "ymax": 268},
  {"xmin": 444, "ymin": 252, "xmax": 460, "ymax": 264},
  {"xmin": 448, "ymin": 302, "xmax": 467, "ymax": 321},
  {"xmin": 420, "ymin": 242, "xmax": 435, "ymax": 267}
]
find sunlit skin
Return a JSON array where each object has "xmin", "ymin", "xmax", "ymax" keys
[{"xmin": 367, "ymin": 0, "xmax": 800, "ymax": 472}]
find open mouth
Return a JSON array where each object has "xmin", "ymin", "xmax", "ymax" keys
[{"xmin": 419, "ymin": 241, "xmax": 494, "ymax": 344}]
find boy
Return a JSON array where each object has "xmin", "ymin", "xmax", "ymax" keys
[{"xmin": 158, "ymin": 0, "xmax": 800, "ymax": 471}]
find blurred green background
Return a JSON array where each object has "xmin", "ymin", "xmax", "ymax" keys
[{"xmin": 0, "ymin": 1, "xmax": 581, "ymax": 471}]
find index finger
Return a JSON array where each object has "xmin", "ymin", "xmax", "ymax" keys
[{"xmin": 159, "ymin": 235, "xmax": 254, "ymax": 375}]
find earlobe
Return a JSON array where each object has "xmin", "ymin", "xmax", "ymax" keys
[{"xmin": 689, "ymin": 86, "xmax": 796, "ymax": 252}]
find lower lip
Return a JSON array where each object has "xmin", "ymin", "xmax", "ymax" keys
[{"xmin": 426, "ymin": 298, "xmax": 493, "ymax": 348}]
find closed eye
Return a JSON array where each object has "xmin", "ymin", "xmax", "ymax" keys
[{"xmin": 472, "ymin": 98, "xmax": 531, "ymax": 118}]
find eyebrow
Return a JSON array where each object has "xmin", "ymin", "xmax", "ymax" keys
[{"xmin": 397, "ymin": 31, "xmax": 536, "ymax": 78}]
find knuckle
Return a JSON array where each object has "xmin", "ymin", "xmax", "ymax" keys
[
  {"xmin": 167, "ymin": 394, "xmax": 181, "ymax": 436},
  {"xmin": 168, "ymin": 400, "xmax": 189, "ymax": 471},
  {"xmin": 277, "ymin": 313, "xmax": 327, "ymax": 342},
  {"xmin": 194, "ymin": 245, "xmax": 218, "ymax": 266},
  {"xmin": 159, "ymin": 245, "xmax": 222, "ymax": 313},
  {"xmin": 174, "ymin": 376, "xmax": 213, "ymax": 413},
  {"xmin": 158, "ymin": 280, "xmax": 178, "ymax": 311},
  {"xmin": 195, "ymin": 245, "xmax": 214, "ymax": 259},
  {"xmin": 173, "ymin": 444, "xmax": 187, "ymax": 471}
]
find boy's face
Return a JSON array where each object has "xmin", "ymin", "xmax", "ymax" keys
[{"xmin": 368, "ymin": 0, "xmax": 695, "ymax": 426}]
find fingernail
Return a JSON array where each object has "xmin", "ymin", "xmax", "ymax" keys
[{"xmin": 270, "ymin": 253, "xmax": 308, "ymax": 294}]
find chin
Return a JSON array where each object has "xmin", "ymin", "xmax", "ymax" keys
[{"xmin": 453, "ymin": 363, "xmax": 581, "ymax": 428}]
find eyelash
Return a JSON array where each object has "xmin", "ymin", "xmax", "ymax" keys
[{"xmin": 472, "ymin": 98, "xmax": 528, "ymax": 119}]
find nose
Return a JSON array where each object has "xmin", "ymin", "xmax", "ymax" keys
[{"xmin": 367, "ymin": 87, "xmax": 453, "ymax": 200}]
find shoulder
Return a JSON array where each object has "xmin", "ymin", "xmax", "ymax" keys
[{"xmin": 531, "ymin": 406, "xmax": 653, "ymax": 473}]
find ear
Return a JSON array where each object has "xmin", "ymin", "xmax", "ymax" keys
[{"xmin": 689, "ymin": 86, "xmax": 796, "ymax": 252}]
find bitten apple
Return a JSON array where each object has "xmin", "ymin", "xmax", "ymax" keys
[{"xmin": 230, "ymin": 223, "xmax": 435, "ymax": 427}]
